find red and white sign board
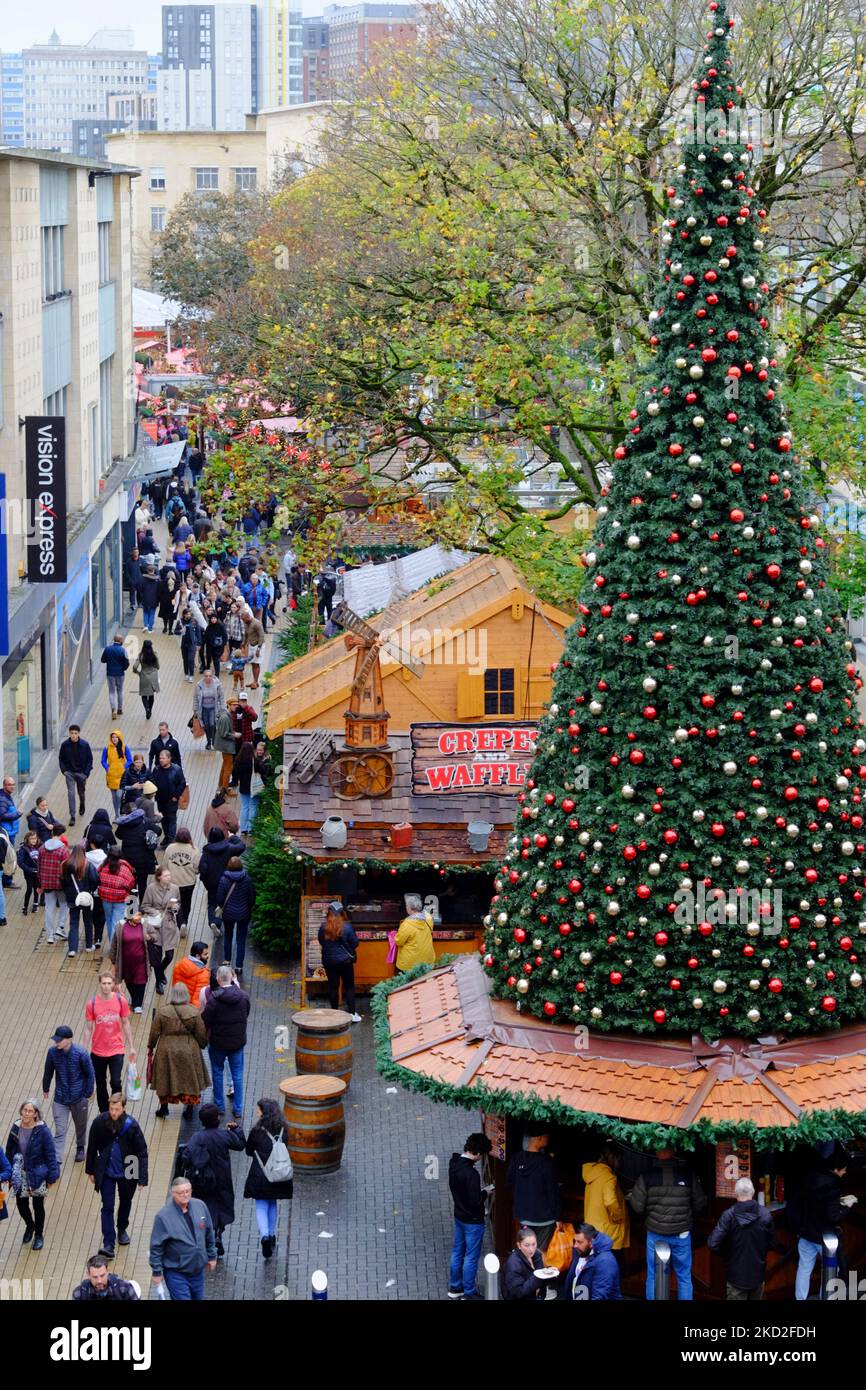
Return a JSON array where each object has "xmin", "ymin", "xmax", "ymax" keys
[{"xmin": 410, "ymin": 721, "xmax": 538, "ymax": 795}]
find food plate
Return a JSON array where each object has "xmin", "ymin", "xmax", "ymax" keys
[{"xmin": 533, "ymin": 1266, "xmax": 560, "ymax": 1279}]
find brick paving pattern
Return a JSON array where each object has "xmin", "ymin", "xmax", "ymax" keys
[{"xmin": 0, "ymin": 514, "xmax": 477, "ymax": 1300}]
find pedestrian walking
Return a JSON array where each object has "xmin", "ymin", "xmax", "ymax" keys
[
  {"xmin": 148, "ymin": 721, "xmax": 183, "ymax": 772},
  {"xmin": 149, "ymin": 1176, "xmax": 216, "ymax": 1301},
  {"xmin": 124, "ymin": 549, "xmax": 142, "ymax": 617},
  {"xmin": 41, "ymin": 1025, "xmax": 95, "ymax": 1164},
  {"xmin": 133, "ymin": 640, "xmax": 160, "ymax": 721},
  {"xmin": 37, "ymin": 829, "xmax": 70, "ymax": 944},
  {"xmin": 215, "ymin": 856, "xmax": 254, "ymax": 978},
  {"xmin": 109, "ymin": 909, "xmax": 151, "ymax": 1012},
  {"xmin": 242, "ymin": 613, "xmax": 265, "ymax": 689},
  {"xmin": 158, "ymin": 569, "xmax": 179, "ymax": 634},
  {"xmin": 83, "ymin": 972, "xmax": 136, "ymax": 1113},
  {"xmin": 629, "ymin": 1145, "xmax": 707, "ymax": 1301},
  {"xmin": 161, "ymin": 827, "xmax": 200, "ymax": 934},
  {"xmin": 792, "ymin": 1150, "xmax": 855, "ymax": 1300},
  {"xmin": 563, "ymin": 1224, "xmax": 622, "ymax": 1301},
  {"xmin": 202, "ymin": 614, "xmax": 228, "ymax": 677},
  {"xmin": 506, "ymin": 1129, "xmax": 561, "ymax": 1253},
  {"xmin": 85, "ymin": 1092, "xmax": 148, "ymax": 1259},
  {"xmin": 17, "ymin": 831, "xmax": 42, "ymax": 914},
  {"xmin": 27, "ymin": 797, "xmax": 63, "ymax": 845},
  {"xmin": 230, "ymin": 741, "xmax": 266, "ymax": 835},
  {"xmin": 141, "ymin": 867, "xmax": 181, "ymax": 994},
  {"xmin": 148, "ymin": 983, "xmax": 210, "ymax": 1121},
  {"xmin": 101, "ymin": 731, "xmax": 134, "ymax": 817},
  {"xmin": 181, "ymin": 1104, "xmax": 245, "ymax": 1258},
  {"xmin": 581, "ymin": 1144, "xmax": 630, "ymax": 1268},
  {"xmin": 447, "ymin": 1132, "xmax": 492, "ymax": 1300},
  {"xmin": 707, "ymin": 1177, "xmax": 775, "ymax": 1301},
  {"xmin": 58, "ymin": 724, "xmax": 93, "ymax": 826},
  {"xmin": 5, "ymin": 1099, "xmax": 60, "ymax": 1251},
  {"xmin": 198, "ymin": 828, "xmax": 245, "ymax": 931},
  {"xmin": 0, "ymin": 828, "xmax": 14, "ymax": 923},
  {"xmin": 100, "ymin": 635, "xmax": 130, "ymax": 718},
  {"xmin": 114, "ymin": 803, "xmax": 160, "ymax": 902},
  {"xmin": 97, "ymin": 851, "xmax": 136, "ymax": 946},
  {"xmin": 84, "ymin": 807, "xmax": 117, "ymax": 854},
  {"xmin": 152, "ymin": 748, "xmax": 186, "ymax": 847},
  {"xmin": 61, "ymin": 844, "xmax": 99, "ymax": 957},
  {"xmin": 395, "ymin": 893, "xmax": 436, "ymax": 972},
  {"xmin": 139, "ymin": 565, "xmax": 159, "ymax": 633},
  {"xmin": 0, "ymin": 776, "xmax": 21, "ymax": 889},
  {"xmin": 243, "ymin": 1098, "xmax": 294, "ymax": 1261},
  {"xmin": 317, "ymin": 902, "xmax": 361, "ymax": 1021},
  {"xmin": 72, "ymin": 1254, "xmax": 139, "ymax": 1301},
  {"xmin": 214, "ymin": 701, "xmax": 239, "ymax": 789},
  {"xmin": 173, "ymin": 941, "xmax": 211, "ymax": 1008},
  {"xmin": 502, "ymin": 1228, "xmax": 548, "ymax": 1301},
  {"xmin": 180, "ymin": 608, "xmax": 201, "ymax": 682},
  {"xmin": 193, "ymin": 671, "xmax": 226, "ymax": 750},
  {"xmin": 231, "ymin": 691, "xmax": 257, "ymax": 746},
  {"xmin": 203, "ymin": 787, "xmax": 240, "ymax": 838},
  {"xmin": 201, "ymin": 964, "xmax": 250, "ymax": 1118}
]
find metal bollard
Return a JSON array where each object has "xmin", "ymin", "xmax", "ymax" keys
[
  {"xmin": 311, "ymin": 1270, "xmax": 328, "ymax": 1300},
  {"xmin": 820, "ymin": 1232, "xmax": 839, "ymax": 1300},
  {"xmin": 484, "ymin": 1252, "xmax": 500, "ymax": 1301},
  {"xmin": 653, "ymin": 1240, "xmax": 672, "ymax": 1301}
]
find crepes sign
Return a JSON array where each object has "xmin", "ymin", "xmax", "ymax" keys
[{"xmin": 411, "ymin": 721, "xmax": 538, "ymax": 795}]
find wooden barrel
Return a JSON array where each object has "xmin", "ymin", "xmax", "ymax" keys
[
  {"xmin": 279, "ymin": 1075, "xmax": 346, "ymax": 1175},
  {"xmin": 292, "ymin": 1008, "xmax": 354, "ymax": 1087}
]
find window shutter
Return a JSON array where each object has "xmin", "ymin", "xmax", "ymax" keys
[
  {"xmin": 525, "ymin": 667, "xmax": 551, "ymax": 718},
  {"xmin": 456, "ymin": 673, "xmax": 484, "ymax": 719}
]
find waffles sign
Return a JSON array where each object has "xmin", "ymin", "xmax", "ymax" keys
[{"xmin": 411, "ymin": 722, "xmax": 538, "ymax": 795}]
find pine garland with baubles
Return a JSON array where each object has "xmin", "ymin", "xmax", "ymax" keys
[{"xmin": 482, "ymin": 0, "xmax": 866, "ymax": 1040}]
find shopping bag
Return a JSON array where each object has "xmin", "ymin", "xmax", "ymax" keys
[
  {"xmin": 546, "ymin": 1222, "xmax": 576, "ymax": 1273},
  {"xmin": 386, "ymin": 929, "xmax": 398, "ymax": 966},
  {"xmin": 178, "ymin": 785, "xmax": 190, "ymax": 809},
  {"xmin": 190, "ymin": 715, "xmax": 205, "ymax": 740},
  {"xmin": 125, "ymin": 1059, "xmax": 142, "ymax": 1103}
]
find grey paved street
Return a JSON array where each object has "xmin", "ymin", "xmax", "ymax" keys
[{"xmin": 201, "ymin": 954, "xmax": 488, "ymax": 1300}]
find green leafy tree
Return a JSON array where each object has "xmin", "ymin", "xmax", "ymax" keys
[{"xmin": 482, "ymin": 0, "xmax": 866, "ymax": 1041}]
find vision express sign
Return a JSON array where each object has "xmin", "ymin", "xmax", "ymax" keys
[
  {"xmin": 411, "ymin": 721, "xmax": 538, "ymax": 794},
  {"xmin": 26, "ymin": 416, "xmax": 67, "ymax": 583}
]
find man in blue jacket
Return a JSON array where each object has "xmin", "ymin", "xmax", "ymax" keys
[
  {"xmin": 0, "ymin": 775, "xmax": 21, "ymax": 888},
  {"xmin": 42, "ymin": 1024, "xmax": 95, "ymax": 1163},
  {"xmin": 100, "ymin": 634, "xmax": 129, "ymax": 719},
  {"xmin": 563, "ymin": 1224, "xmax": 622, "ymax": 1301}
]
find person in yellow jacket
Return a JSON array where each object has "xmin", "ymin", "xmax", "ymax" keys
[
  {"xmin": 101, "ymin": 730, "xmax": 134, "ymax": 818},
  {"xmin": 395, "ymin": 893, "xmax": 436, "ymax": 972},
  {"xmin": 582, "ymin": 1145, "xmax": 630, "ymax": 1260}
]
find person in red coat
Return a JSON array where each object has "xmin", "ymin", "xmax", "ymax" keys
[{"xmin": 108, "ymin": 910, "xmax": 151, "ymax": 1012}]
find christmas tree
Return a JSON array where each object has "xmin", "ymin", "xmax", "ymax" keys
[{"xmin": 482, "ymin": 0, "xmax": 866, "ymax": 1040}]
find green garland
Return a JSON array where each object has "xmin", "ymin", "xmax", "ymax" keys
[
  {"xmin": 291, "ymin": 848, "xmax": 492, "ymax": 876},
  {"xmin": 371, "ymin": 962, "xmax": 866, "ymax": 1152}
]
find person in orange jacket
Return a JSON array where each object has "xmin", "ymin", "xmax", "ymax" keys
[{"xmin": 171, "ymin": 941, "xmax": 211, "ymax": 1008}]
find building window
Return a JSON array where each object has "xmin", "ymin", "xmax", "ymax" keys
[
  {"xmin": 42, "ymin": 385, "xmax": 68, "ymax": 417},
  {"xmin": 194, "ymin": 167, "xmax": 219, "ymax": 191},
  {"xmin": 149, "ymin": 167, "xmax": 166, "ymax": 190},
  {"xmin": 483, "ymin": 668, "xmax": 515, "ymax": 716},
  {"xmin": 151, "ymin": 206, "xmax": 167, "ymax": 232},
  {"xmin": 233, "ymin": 166, "xmax": 257, "ymax": 191},
  {"xmin": 41, "ymin": 224, "xmax": 65, "ymax": 299},
  {"xmin": 99, "ymin": 358, "xmax": 112, "ymax": 473},
  {"xmin": 98, "ymin": 221, "xmax": 110, "ymax": 284}
]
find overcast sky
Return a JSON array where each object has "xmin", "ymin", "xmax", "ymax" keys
[{"xmin": 1, "ymin": 0, "xmax": 322, "ymax": 53}]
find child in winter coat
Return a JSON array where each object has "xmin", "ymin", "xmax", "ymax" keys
[{"xmin": 17, "ymin": 830, "xmax": 42, "ymax": 913}]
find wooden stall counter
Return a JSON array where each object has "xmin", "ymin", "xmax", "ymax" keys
[{"xmin": 354, "ymin": 929, "xmax": 481, "ymax": 991}]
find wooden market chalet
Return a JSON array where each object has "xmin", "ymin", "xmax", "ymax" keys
[{"xmin": 264, "ymin": 551, "xmax": 573, "ymax": 996}]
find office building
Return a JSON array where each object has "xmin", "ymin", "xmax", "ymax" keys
[
  {"xmin": 22, "ymin": 30, "xmax": 150, "ymax": 153},
  {"xmin": 301, "ymin": 18, "xmax": 330, "ymax": 103},
  {"xmin": 0, "ymin": 54, "xmax": 25, "ymax": 147},
  {"xmin": 322, "ymin": 3, "xmax": 417, "ymax": 91},
  {"xmin": 258, "ymin": 1, "xmax": 303, "ymax": 108},
  {"xmin": 0, "ymin": 149, "xmax": 137, "ymax": 779}
]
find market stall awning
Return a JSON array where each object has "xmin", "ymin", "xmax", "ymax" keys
[
  {"xmin": 374, "ymin": 955, "xmax": 866, "ymax": 1147},
  {"xmin": 129, "ymin": 441, "xmax": 185, "ymax": 480}
]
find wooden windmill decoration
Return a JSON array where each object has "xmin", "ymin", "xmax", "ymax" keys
[{"xmin": 327, "ymin": 591, "xmax": 424, "ymax": 799}]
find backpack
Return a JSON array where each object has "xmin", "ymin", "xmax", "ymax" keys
[
  {"xmin": 184, "ymin": 1140, "xmax": 218, "ymax": 1196},
  {"xmin": 0, "ymin": 834, "xmax": 16, "ymax": 879},
  {"xmin": 144, "ymin": 828, "xmax": 161, "ymax": 850},
  {"xmin": 257, "ymin": 1127, "xmax": 293, "ymax": 1184}
]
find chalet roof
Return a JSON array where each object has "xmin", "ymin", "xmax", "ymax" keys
[
  {"xmin": 265, "ymin": 553, "xmax": 574, "ymax": 737},
  {"xmin": 376, "ymin": 956, "xmax": 866, "ymax": 1145},
  {"xmin": 280, "ymin": 730, "xmax": 513, "ymax": 864}
]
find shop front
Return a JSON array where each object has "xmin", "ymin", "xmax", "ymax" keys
[
  {"xmin": 57, "ymin": 559, "xmax": 94, "ymax": 733},
  {"xmin": 1, "ymin": 632, "xmax": 47, "ymax": 781},
  {"xmin": 91, "ymin": 522, "xmax": 123, "ymax": 651}
]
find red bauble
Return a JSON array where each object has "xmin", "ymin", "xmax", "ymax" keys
[
  {"xmin": 669, "ymin": 443, "xmax": 684, "ymax": 457},
  {"xmin": 507, "ymin": 976, "xmax": 517, "ymax": 987},
  {"xmin": 559, "ymin": 923, "xmax": 572, "ymax": 936},
  {"xmin": 653, "ymin": 1009, "xmax": 667, "ymax": 1024},
  {"xmin": 513, "ymin": 927, "xmax": 527, "ymax": 943},
  {"xmin": 610, "ymin": 971, "xmax": 623, "ymax": 985},
  {"xmin": 768, "ymin": 978, "xmax": 783, "ymax": 993},
  {"xmin": 701, "ymin": 345, "xmax": 717, "ymax": 360},
  {"xmin": 766, "ymin": 564, "xmax": 781, "ymax": 580},
  {"xmin": 809, "ymin": 677, "xmax": 824, "ymax": 693},
  {"xmin": 543, "ymin": 1001, "xmax": 557, "ymax": 1017},
  {"xmin": 821, "ymin": 996, "xmax": 837, "ymax": 1012},
  {"xmin": 643, "ymin": 705, "xmax": 657, "ymax": 719},
  {"xmin": 783, "ymin": 786, "xmax": 799, "ymax": 801},
  {"xmin": 729, "ymin": 508, "xmax": 745, "ymax": 523},
  {"xmin": 655, "ymin": 931, "xmax": 669, "ymax": 945},
  {"xmin": 636, "ymin": 884, "xmax": 651, "ymax": 900}
]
